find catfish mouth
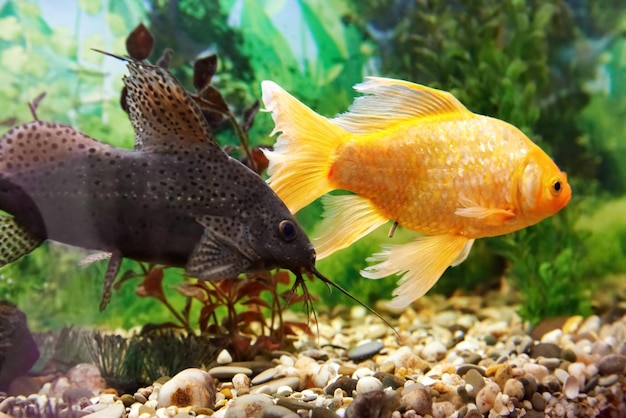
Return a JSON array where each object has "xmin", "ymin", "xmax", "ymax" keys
[{"xmin": 292, "ymin": 265, "xmax": 399, "ymax": 336}]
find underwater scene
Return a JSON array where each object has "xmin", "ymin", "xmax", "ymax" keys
[{"xmin": 1, "ymin": 0, "xmax": 626, "ymax": 416}]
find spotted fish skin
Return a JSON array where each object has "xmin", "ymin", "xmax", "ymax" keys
[{"xmin": 0, "ymin": 60, "xmax": 316, "ymax": 303}]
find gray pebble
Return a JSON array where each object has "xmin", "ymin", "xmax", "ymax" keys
[
  {"xmin": 583, "ymin": 374, "xmax": 600, "ymax": 392},
  {"xmin": 561, "ymin": 348, "xmax": 577, "ymax": 362},
  {"xmin": 347, "ymin": 341, "xmax": 384, "ymax": 361},
  {"xmin": 597, "ymin": 354, "xmax": 626, "ymax": 375},
  {"xmin": 251, "ymin": 367, "xmax": 278, "ymax": 385},
  {"xmin": 519, "ymin": 375, "xmax": 537, "ymax": 400},
  {"xmin": 374, "ymin": 372, "xmax": 404, "ymax": 390},
  {"xmin": 209, "ymin": 366, "xmax": 253, "ymax": 380}
]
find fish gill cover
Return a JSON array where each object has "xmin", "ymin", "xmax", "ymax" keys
[{"xmin": 0, "ymin": 0, "xmax": 624, "ymax": 332}]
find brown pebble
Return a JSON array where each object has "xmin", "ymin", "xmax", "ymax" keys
[
  {"xmin": 493, "ymin": 364, "xmax": 514, "ymax": 390},
  {"xmin": 525, "ymin": 409, "xmax": 546, "ymax": 418},
  {"xmin": 529, "ymin": 343, "xmax": 562, "ymax": 359},
  {"xmin": 561, "ymin": 348, "xmax": 577, "ymax": 362},
  {"xmin": 190, "ymin": 406, "xmax": 214, "ymax": 415},
  {"xmin": 120, "ymin": 394, "xmax": 136, "ymax": 407},
  {"xmin": 374, "ymin": 372, "xmax": 404, "ymax": 390},
  {"xmin": 531, "ymin": 392, "xmax": 546, "ymax": 411},
  {"xmin": 475, "ymin": 382, "xmax": 500, "ymax": 413},
  {"xmin": 338, "ymin": 365, "xmax": 357, "ymax": 376},
  {"xmin": 465, "ymin": 369, "xmax": 485, "ymax": 394},
  {"xmin": 598, "ymin": 354, "xmax": 626, "ymax": 375},
  {"xmin": 401, "ymin": 387, "xmax": 432, "ymax": 415},
  {"xmin": 311, "ymin": 406, "xmax": 341, "ymax": 418},
  {"xmin": 456, "ymin": 364, "xmax": 486, "ymax": 377}
]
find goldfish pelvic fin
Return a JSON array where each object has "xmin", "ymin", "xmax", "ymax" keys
[
  {"xmin": 455, "ymin": 195, "xmax": 516, "ymax": 225},
  {"xmin": 100, "ymin": 252, "xmax": 122, "ymax": 311},
  {"xmin": 314, "ymin": 194, "xmax": 389, "ymax": 260},
  {"xmin": 332, "ymin": 77, "xmax": 472, "ymax": 135},
  {"xmin": 187, "ymin": 216, "xmax": 256, "ymax": 280},
  {"xmin": 0, "ymin": 216, "xmax": 43, "ymax": 267},
  {"xmin": 123, "ymin": 61, "xmax": 219, "ymax": 152},
  {"xmin": 361, "ymin": 235, "xmax": 472, "ymax": 309},
  {"xmin": 262, "ymin": 81, "xmax": 346, "ymax": 213}
]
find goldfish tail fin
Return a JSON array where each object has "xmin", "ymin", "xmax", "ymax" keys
[
  {"xmin": 314, "ymin": 194, "xmax": 388, "ymax": 259},
  {"xmin": 262, "ymin": 81, "xmax": 346, "ymax": 213},
  {"xmin": 361, "ymin": 235, "xmax": 474, "ymax": 309}
]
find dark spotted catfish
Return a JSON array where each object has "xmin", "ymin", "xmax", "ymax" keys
[{"xmin": 0, "ymin": 59, "xmax": 373, "ymax": 317}]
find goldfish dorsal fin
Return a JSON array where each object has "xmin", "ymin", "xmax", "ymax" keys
[
  {"xmin": 332, "ymin": 77, "xmax": 471, "ymax": 135},
  {"xmin": 361, "ymin": 235, "xmax": 472, "ymax": 309},
  {"xmin": 314, "ymin": 194, "xmax": 389, "ymax": 260},
  {"xmin": 123, "ymin": 61, "xmax": 220, "ymax": 153}
]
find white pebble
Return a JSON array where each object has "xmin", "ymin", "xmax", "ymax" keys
[
  {"xmin": 217, "ymin": 349, "xmax": 233, "ymax": 364},
  {"xmin": 554, "ymin": 368, "xmax": 569, "ymax": 384},
  {"xmin": 421, "ymin": 340, "xmax": 447, "ymax": 362},
  {"xmin": 355, "ymin": 376, "xmax": 383, "ymax": 394},
  {"xmin": 541, "ymin": 328, "xmax": 563, "ymax": 344},
  {"xmin": 352, "ymin": 367, "xmax": 375, "ymax": 379},
  {"xmin": 276, "ymin": 385, "xmax": 293, "ymax": 395},
  {"xmin": 564, "ymin": 375, "xmax": 580, "ymax": 399}
]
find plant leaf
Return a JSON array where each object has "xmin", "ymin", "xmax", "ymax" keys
[
  {"xmin": 126, "ymin": 23, "xmax": 153, "ymax": 60},
  {"xmin": 193, "ymin": 54, "xmax": 218, "ymax": 91}
]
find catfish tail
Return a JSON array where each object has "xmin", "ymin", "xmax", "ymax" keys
[{"xmin": 261, "ymin": 81, "xmax": 347, "ymax": 213}]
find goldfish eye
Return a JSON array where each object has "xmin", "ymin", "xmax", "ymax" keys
[
  {"xmin": 278, "ymin": 220, "xmax": 297, "ymax": 242},
  {"xmin": 550, "ymin": 178, "xmax": 562, "ymax": 196}
]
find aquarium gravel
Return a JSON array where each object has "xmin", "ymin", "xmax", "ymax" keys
[{"xmin": 2, "ymin": 287, "xmax": 626, "ymax": 418}]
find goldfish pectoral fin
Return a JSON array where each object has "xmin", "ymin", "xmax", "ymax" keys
[
  {"xmin": 0, "ymin": 216, "xmax": 43, "ymax": 267},
  {"xmin": 332, "ymin": 77, "xmax": 471, "ymax": 135},
  {"xmin": 455, "ymin": 206, "xmax": 516, "ymax": 225},
  {"xmin": 262, "ymin": 80, "xmax": 344, "ymax": 213},
  {"xmin": 314, "ymin": 194, "xmax": 388, "ymax": 259},
  {"xmin": 455, "ymin": 195, "xmax": 516, "ymax": 225},
  {"xmin": 122, "ymin": 61, "xmax": 219, "ymax": 152},
  {"xmin": 186, "ymin": 232, "xmax": 252, "ymax": 280},
  {"xmin": 100, "ymin": 252, "xmax": 122, "ymax": 311},
  {"xmin": 361, "ymin": 235, "xmax": 471, "ymax": 309}
]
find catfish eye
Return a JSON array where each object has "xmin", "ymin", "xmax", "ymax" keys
[
  {"xmin": 550, "ymin": 177, "xmax": 562, "ymax": 196},
  {"xmin": 278, "ymin": 220, "xmax": 297, "ymax": 242}
]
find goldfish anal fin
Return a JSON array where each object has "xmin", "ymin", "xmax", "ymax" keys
[
  {"xmin": 332, "ymin": 77, "xmax": 471, "ymax": 135},
  {"xmin": 99, "ymin": 251, "xmax": 122, "ymax": 311},
  {"xmin": 314, "ymin": 194, "xmax": 388, "ymax": 260},
  {"xmin": 361, "ymin": 234, "xmax": 471, "ymax": 309},
  {"xmin": 262, "ymin": 80, "xmax": 344, "ymax": 213},
  {"xmin": 123, "ymin": 61, "xmax": 219, "ymax": 152},
  {"xmin": 455, "ymin": 195, "xmax": 516, "ymax": 225},
  {"xmin": 186, "ymin": 216, "xmax": 256, "ymax": 280},
  {"xmin": 0, "ymin": 216, "xmax": 43, "ymax": 267}
]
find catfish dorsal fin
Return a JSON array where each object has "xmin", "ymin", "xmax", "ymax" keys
[
  {"xmin": 122, "ymin": 59, "xmax": 220, "ymax": 152},
  {"xmin": 332, "ymin": 77, "xmax": 472, "ymax": 135}
]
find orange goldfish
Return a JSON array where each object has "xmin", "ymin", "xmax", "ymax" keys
[{"xmin": 262, "ymin": 77, "xmax": 572, "ymax": 309}]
